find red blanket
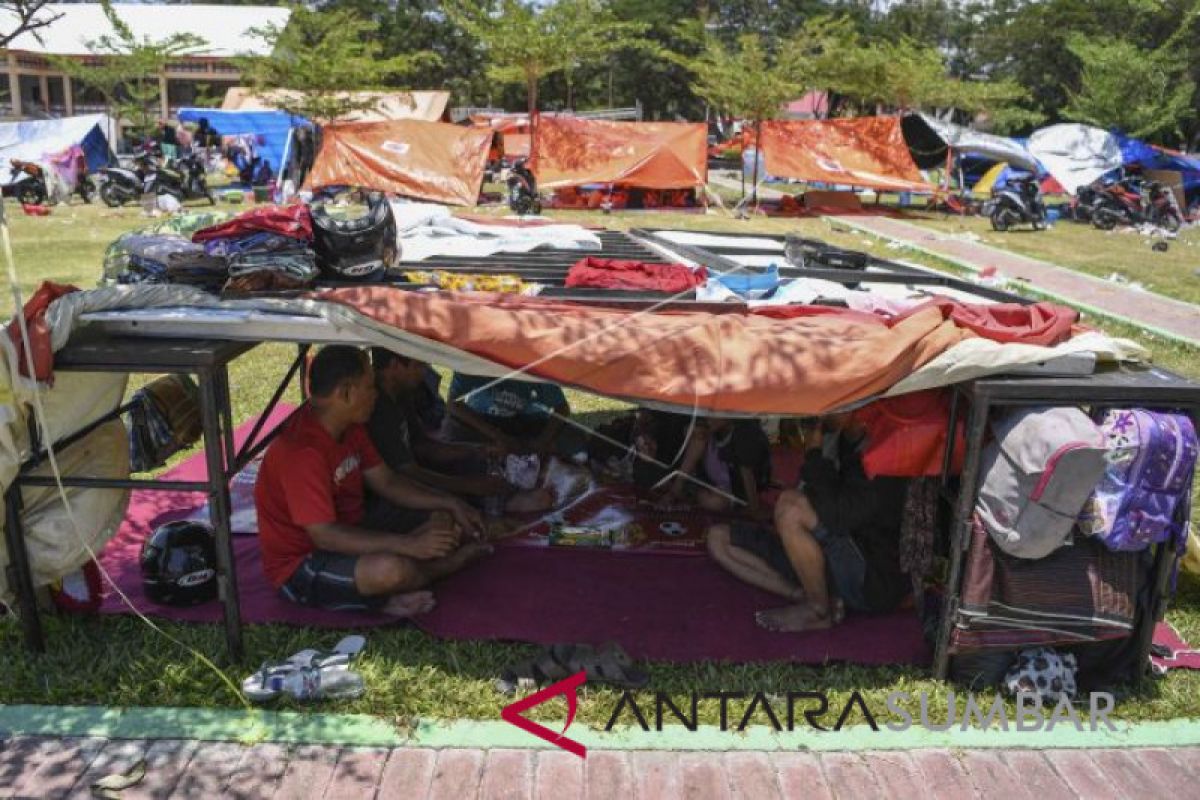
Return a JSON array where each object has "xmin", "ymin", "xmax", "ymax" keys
[
  {"xmin": 191, "ymin": 203, "xmax": 313, "ymax": 243},
  {"xmin": 566, "ymin": 257, "xmax": 707, "ymax": 293}
]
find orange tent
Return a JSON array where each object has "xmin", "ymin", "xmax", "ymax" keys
[
  {"xmin": 531, "ymin": 117, "xmax": 707, "ymax": 190},
  {"xmin": 759, "ymin": 117, "xmax": 931, "ymax": 192},
  {"xmin": 305, "ymin": 119, "xmax": 492, "ymax": 206}
]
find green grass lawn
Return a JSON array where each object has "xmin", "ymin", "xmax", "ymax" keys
[
  {"xmin": 3, "ymin": 198, "xmax": 1200, "ymax": 729},
  {"xmin": 903, "ymin": 210, "xmax": 1200, "ymax": 306}
]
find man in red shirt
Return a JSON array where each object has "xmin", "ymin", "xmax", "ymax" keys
[{"xmin": 256, "ymin": 346, "xmax": 489, "ymax": 616}]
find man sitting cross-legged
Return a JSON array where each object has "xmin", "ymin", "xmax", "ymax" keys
[
  {"xmin": 368, "ymin": 348, "xmax": 554, "ymax": 516},
  {"xmin": 255, "ymin": 345, "xmax": 491, "ymax": 617},
  {"xmin": 707, "ymin": 414, "xmax": 907, "ymax": 631}
]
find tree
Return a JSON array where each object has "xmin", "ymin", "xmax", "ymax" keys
[
  {"xmin": 681, "ymin": 33, "xmax": 803, "ymax": 205},
  {"xmin": 444, "ymin": 0, "xmax": 652, "ymax": 126},
  {"xmin": 1064, "ymin": 33, "xmax": 1196, "ymax": 139},
  {"xmin": 49, "ymin": 2, "xmax": 206, "ymax": 141},
  {"xmin": 239, "ymin": 6, "xmax": 437, "ymax": 121},
  {"xmin": 0, "ymin": 0, "xmax": 62, "ymax": 48}
]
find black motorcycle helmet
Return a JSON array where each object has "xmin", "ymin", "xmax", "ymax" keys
[
  {"xmin": 310, "ymin": 192, "xmax": 399, "ymax": 282},
  {"xmin": 141, "ymin": 520, "xmax": 218, "ymax": 606}
]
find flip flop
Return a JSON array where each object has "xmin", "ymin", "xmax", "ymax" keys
[
  {"xmin": 566, "ymin": 642, "xmax": 649, "ymax": 690},
  {"xmin": 495, "ymin": 644, "xmax": 580, "ymax": 695},
  {"xmin": 242, "ymin": 635, "xmax": 367, "ymax": 702}
]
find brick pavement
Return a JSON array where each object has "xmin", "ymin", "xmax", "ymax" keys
[
  {"xmin": 2, "ymin": 736, "xmax": 1199, "ymax": 799},
  {"xmin": 831, "ymin": 215, "xmax": 1200, "ymax": 346}
]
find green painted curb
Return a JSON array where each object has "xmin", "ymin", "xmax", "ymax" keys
[
  {"xmin": 2, "ymin": 704, "xmax": 1199, "ymax": 752},
  {"xmin": 831, "ymin": 216, "xmax": 1200, "ymax": 349}
]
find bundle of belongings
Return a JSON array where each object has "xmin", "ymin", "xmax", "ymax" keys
[
  {"xmin": 950, "ymin": 404, "xmax": 1198, "ymax": 691},
  {"xmin": 127, "ymin": 374, "xmax": 203, "ymax": 472},
  {"xmin": 547, "ymin": 186, "xmax": 698, "ymax": 210},
  {"xmin": 192, "ymin": 203, "xmax": 319, "ymax": 294},
  {"xmin": 565, "ymin": 257, "xmax": 708, "ymax": 294},
  {"xmin": 103, "ymin": 205, "xmax": 320, "ymax": 295}
]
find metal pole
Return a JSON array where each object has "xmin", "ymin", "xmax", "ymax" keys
[
  {"xmin": 4, "ymin": 486, "xmax": 45, "ymax": 652},
  {"xmin": 216, "ymin": 367, "xmax": 236, "ymax": 478},
  {"xmin": 932, "ymin": 390, "xmax": 990, "ymax": 679},
  {"xmin": 197, "ymin": 368, "xmax": 243, "ymax": 660}
]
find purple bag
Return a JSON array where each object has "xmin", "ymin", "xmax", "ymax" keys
[{"xmin": 1079, "ymin": 409, "xmax": 1198, "ymax": 552}]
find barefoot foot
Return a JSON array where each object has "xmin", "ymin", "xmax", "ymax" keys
[
  {"xmin": 381, "ymin": 590, "xmax": 436, "ymax": 618},
  {"xmin": 755, "ymin": 602, "xmax": 836, "ymax": 632}
]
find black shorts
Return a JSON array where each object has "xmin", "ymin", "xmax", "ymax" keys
[
  {"xmin": 279, "ymin": 500, "xmax": 431, "ymax": 612},
  {"xmin": 280, "ymin": 550, "xmax": 383, "ymax": 612},
  {"xmin": 730, "ymin": 521, "xmax": 869, "ymax": 612}
]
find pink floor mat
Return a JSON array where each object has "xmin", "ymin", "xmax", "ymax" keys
[{"xmin": 99, "ymin": 412, "xmax": 930, "ymax": 665}]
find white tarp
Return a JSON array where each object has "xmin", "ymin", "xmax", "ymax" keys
[
  {"xmin": 904, "ymin": 113, "xmax": 1040, "ymax": 173},
  {"xmin": 0, "ymin": 113, "xmax": 114, "ymax": 186},
  {"xmin": 1027, "ymin": 124, "xmax": 1123, "ymax": 195},
  {"xmin": 391, "ymin": 202, "xmax": 603, "ymax": 263}
]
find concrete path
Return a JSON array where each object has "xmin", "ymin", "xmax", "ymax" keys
[
  {"xmin": 3, "ymin": 735, "xmax": 1199, "ymax": 799},
  {"xmin": 831, "ymin": 215, "xmax": 1200, "ymax": 346}
]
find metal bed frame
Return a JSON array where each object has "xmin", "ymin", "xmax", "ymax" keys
[{"xmin": 9, "ymin": 227, "xmax": 1199, "ymax": 684}]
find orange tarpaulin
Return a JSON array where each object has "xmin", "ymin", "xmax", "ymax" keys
[
  {"xmin": 531, "ymin": 117, "xmax": 708, "ymax": 190},
  {"xmin": 503, "ymin": 133, "xmax": 531, "ymax": 159},
  {"xmin": 305, "ymin": 120, "xmax": 492, "ymax": 206},
  {"xmin": 759, "ymin": 117, "xmax": 931, "ymax": 192},
  {"xmin": 316, "ymin": 287, "xmax": 968, "ymax": 415}
]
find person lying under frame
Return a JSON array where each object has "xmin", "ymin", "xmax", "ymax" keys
[{"xmin": 707, "ymin": 413, "xmax": 909, "ymax": 632}]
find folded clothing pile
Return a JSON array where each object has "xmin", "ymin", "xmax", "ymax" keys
[
  {"xmin": 191, "ymin": 203, "xmax": 319, "ymax": 293},
  {"xmin": 114, "ymin": 234, "xmax": 229, "ymax": 292}
]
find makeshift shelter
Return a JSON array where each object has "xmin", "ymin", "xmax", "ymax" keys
[
  {"xmin": 176, "ymin": 108, "xmax": 309, "ymax": 176},
  {"xmin": 531, "ymin": 117, "xmax": 708, "ymax": 191},
  {"xmin": 0, "ymin": 114, "xmax": 114, "ymax": 181},
  {"xmin": 758, "ymin": 118, "xmax": 931, "ymax": 193},
  {"xmin": 304, "ymin": 119, "xmax": 492, "ymax": 206},
  {"xmin": 901, "ymin": 113, "xmax": 1039, "ymax": 173},
  {"xmin": 470, "ymin": 114, "xmax": 532, "ymax": 161},
  {"xmin": 1026, "ymin": 124, "xmax": 1123, "ymax": 195},
  {"xmin": 221, "ymin": 88, "xmax": 451, "ymax": 123}
]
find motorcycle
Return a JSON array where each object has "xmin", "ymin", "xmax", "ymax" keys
[
  {"xmin": 7, "ymin": 159, "xmax": 50, "ymax": 205},
  {"xmin": 506, "ymin": 159, "xmax": 541, "ymax": 216},
  {"xmin": 1091, "ymin": 178, "xmax": 1183, "ymax": 232},
  {"xmin": 1068, "ymin": 184, "xmax": 1100, "ymax": 223},
  {"xmin": 97, "ymin": 154, "xmax": 150, "ymax": 207},
  {"xmin": 987, "ymin": 175, "xmax": 1046, "ymax": 232},
  {"xmin": 154, "ymin": 151, "xmax": 215, "ymax": 205}
]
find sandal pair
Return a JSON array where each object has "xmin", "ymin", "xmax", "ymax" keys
[
  {"xmin": 242, "ymin": 635, "xmax": 367, "ymax": 703},
  {"xmin": 496, "ymin": 642, "xmax": 648, "ymax": 694}
]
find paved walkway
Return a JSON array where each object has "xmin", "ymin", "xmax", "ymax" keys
[
  {"xmin": 831, "ymin": 215, "xmax": 1200, "ymax": 346},
  {"xmin": 2, "ymin": 735, "xmax": 1199, "ymax": 799}
]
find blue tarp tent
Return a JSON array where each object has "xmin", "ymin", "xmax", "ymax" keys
[
  {"xmin": 0, "ymin": 114, "xmax": 114, "ymax": 181},
  {"xmin": 176, "ymin": 108, "xmax": 310, "ymax": 174},
  {"xmin": 1112, "ymin": 132, "xmax": 1200, "ymax": 203}
]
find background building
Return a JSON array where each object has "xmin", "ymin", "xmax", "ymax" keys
[{"xmin": 0, "ymin": 3, "xmax": 289, "ymax": 122}]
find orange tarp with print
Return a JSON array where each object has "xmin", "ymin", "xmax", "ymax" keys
[
  {"xmin": 305, "ymin": 119, "xmax": 492, "ymax": 206},
  {"xmin": 759, "ymin": 117, "xmax": 931, "ymax": 192},
  {"xmin": 531, "ymin": 117, "xmax": 708, "ymax": 190}
]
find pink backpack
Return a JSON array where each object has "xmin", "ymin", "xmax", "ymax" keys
[{"xmin": 1079, "ymin": 409, "xmax": 1198, "ymax": 552}]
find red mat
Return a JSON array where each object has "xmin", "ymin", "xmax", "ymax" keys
[
  {"xmin": 1152, "ymin": 623, "xmax": 1200, "ymax": 672},
  {"xmin": 99, "ymin": 412, "xmax": 930, "ymax": 665}
]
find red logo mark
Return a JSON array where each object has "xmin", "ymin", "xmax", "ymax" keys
[{"xmin": 500, "ymin": 670, "xmax": 588, "ymax": 758}]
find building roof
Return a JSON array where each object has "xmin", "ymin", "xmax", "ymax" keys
[
  {"xmin": 222, "ymin": 88, "xmax": 451, "ymax": 122},
  {"xmin": 1, "ymin": 3, "xmax": 291, "ymax": 58}
]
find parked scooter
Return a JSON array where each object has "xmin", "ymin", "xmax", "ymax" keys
[
  {"xmin": 1068, "ymin": 184, "xmax": 1100, "ymax": 223},
  {"xmin": 97, "ymin": 154, "xmax": 150, "ymax": 207},
  {"xmin": 506, "ymin": 158, "xmax": 541, "ymax": 216},
  {"xmin": 155, "ymin": 151, "xmax": 215, "ymax": 205},
  {"xmin": 6, "ymin": 159, "xmax": 48, "ymax": 205},
  {"xmin": 988, "ymin": 175, "xmax": 1046, "ymax": 231},
  {"xmin": 1091, "ymin": 178, "xmax": 1183, "ymax": 232}
]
